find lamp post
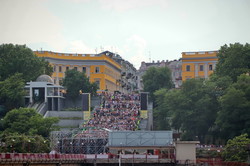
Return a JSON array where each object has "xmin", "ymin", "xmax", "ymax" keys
[
  {"xmin": 12, "ymin": 139, "xmax": 15, "ymax": 153},
  {"xmin": 70, "ymin": 141, "xmax": 73, "ymax": 154},
  {"xmin": 28, "ymin": 140, "xmax": 31, "ymax": 153}
]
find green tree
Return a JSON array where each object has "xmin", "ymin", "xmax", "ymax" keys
[
  {"xmin": 215, "ymin": 43, "xmax": 250, "ymax": 82},
  {"xmin": 153, "ymin": 88, "xmax": 171, "ymax": 130},
  {"xmin": 2, "ymin": 108, "xmax": 59, "ymax": 137},
  {"xmin": 158, "ymin": 78, "xmax": 219, "ymax": 143},
  {"xmin": 222, "ymin": 133, "xmax": 250, "ymax": 162},
  {"xmin": 63, "ymin": 69, "xmax": 97, "ymax": 99},
  {"xmin": 216, "ymin": 74, "xmax": 250, "ymax": 140},
  {"xmin": 0, "ymin": 73, "xmax": 25, "ymax": 112},
  {"xmin": 142, "ymin": 66, "xmax": 173, "ymax": 101},
  {"xmin": 0, "ymin": 133, "xmax": 50, "ymax": 153},
  {"xmin": 0, "ymin": 43, "xmax": 53, "ymax": 82}
]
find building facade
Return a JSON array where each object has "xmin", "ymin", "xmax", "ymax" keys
[
  {"xmin": 181, "ymin": 51, "xmax": 218, "ymax": 81},
  {"xmin": 137, "ymin": 59, "xmax": 182, "ymax": 90},
  {"xmin": 34, "ymin": 51, "xmax": 122, "ymax": 93},
  {"xmin": 100, "ymin": 51, "xmax": 137, "ymax": 93}
]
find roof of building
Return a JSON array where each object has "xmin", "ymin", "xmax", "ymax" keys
[{"xmin": 36, "ymin": 74, "xmax": 53, "ymax": 83}]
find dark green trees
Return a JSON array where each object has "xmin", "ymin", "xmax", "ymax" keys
[
  {"xmin": 0, "ymin": 44, "xmax": 53, "ymax": 114},
  {"xmin": 63, "ymin": 69, "xmax": 98, "ymax": 99},
  {"xmin": 222, "ymin": 134, "xmax": 250, "ymax": 162},
  {"xmin": 0, "ymin": 44, "xmax": 52, "ymax": 82},
  {"xmin": 154, "ymin": 79, "xmax": 219, "ymax": 142},
  {"xmin": 0, "ymin": 73, "xmax": 25, "ymax": 112},
  {"xmin": 216, "ymin": 74, "xmax": 250, "ymax": 139},
  {"xmin": 215, "ymin": 43, "xmax": 250, "ymax": 82},
  {"xmin": 0, "ymin": 108, "xmax": 59, "ymax": 153},
  {"xmin": 152, "ymin": 43, "xmax": 250, "ymax": 144},
  {"xmin": 142, "ymin": 66, "xmax": 173, "ymax": 100}
]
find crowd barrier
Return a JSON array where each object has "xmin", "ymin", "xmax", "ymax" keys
[
  {"xmin": 0, "ymin": 153, "xmax": 85, "ymax": 161},
  {"xmin": 0, "ymin": 153, "xmax": 174, "ymax": 161}
]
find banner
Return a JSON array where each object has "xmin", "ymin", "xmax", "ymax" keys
[{"xmin": 140, "ymin": 110, "xmax": 148, "ymax": 119}]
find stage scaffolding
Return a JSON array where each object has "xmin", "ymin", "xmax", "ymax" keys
[{"xmin": 50, "ymin": 129, "xmax": 109, "ymax": 154}]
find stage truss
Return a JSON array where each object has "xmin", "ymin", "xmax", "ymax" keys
[{"xmin": 50, "ymin": 129, "xmax": 109, "ymax": 154}]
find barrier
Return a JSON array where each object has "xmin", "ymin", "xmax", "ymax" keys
[
  {"xmin": 85, "ymin": 154, "xmax": 95, "ymax": 159},
  {"xmin": 120, "ymin": 154, "xmax": 133, "ymax": 159},
  {"xmin": 147, "ymin": 155, "xmax": 159, "ymax": 159},
  {"xmin": 96, "ymin": 154, "xmax": 109, "ymax": 159},
  {"xmin": 0, "ymin": 153, "xmax": 178, "ymax": 163},
  {"xmin": 133, "ymin": 154, "xmax": 146, "ymax": 159}
]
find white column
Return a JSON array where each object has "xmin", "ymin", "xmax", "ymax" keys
[
  {"xmin": 30, "ymin": 86, "xmax": 33, "ymax": 103},
  {"xmin": 195, "ymin": 64, "xmax": 199, "ymax": 77},
  {"xmin": 45, "ymin": 86, "xmax": 47, "ymax": 102},
  {"xmin": 204, "ymin": 63, "xmax": 208, "ymax": 78}
]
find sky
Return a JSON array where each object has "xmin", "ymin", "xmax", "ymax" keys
[{"xmin": 1, "ymin": 0, "xmax": 250, "ymax": 69}]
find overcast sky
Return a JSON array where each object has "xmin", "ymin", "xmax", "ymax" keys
[{"xmin": 1, "ymin": 0, "xmax": 250, "ymax": 69}]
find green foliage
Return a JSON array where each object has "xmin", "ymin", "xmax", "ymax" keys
[
  {"xmin": 0, "ymin": 133, "xmax": 50, "ymax": 153},
  {"xmin": 153, "ymin": 88, "xmax": 171, "ymax": 130},
  {"xmin": 0, "ymin": 43, "xmax": 53, "ymax": 82},
  {"xmin": 0, "ymin": 108, "xmax": 59, "ymax": 152},
  {"xmin": 2, "ymin": 108, "xmax": 59, "ymax": 137},
  {"xmin": 222, "ymin": 133, "xmax": 250, "ymax": 162},
  {"xmin": 151, "ymin": 43, "xmax": 250, "ymax": 144},
  {"xmin": 215, "ymin": 43, "xmax": 250, "ymax": 82},
  {"xmin": 142, "ymin": 66, "xmax": 173, "ymax": 101},
  {"xmin": 196, "ymin": 149, "xmax": 221, "ymax": 158},
  {"xmin": 216, "ymin": 74, "xmax": 250, "ymax": 139},
  {"xmin": 0, "ymin": 73, "xmax": 25, "ymax": 112},
  {"xmin": 63, "ymin": 69, "xmax": 97, "ymax": 99},
  {"xmin": 154, "ymin": 78, "xmax": 219, "ymax": 143}
]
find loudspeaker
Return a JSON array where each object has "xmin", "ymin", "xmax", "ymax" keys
[
  {"xmin": 140, "ymin": 93, "xmax": 148, "ymax": 110},
  {"xmin": 82, "ymin": 93, "xmax": 90, "ymax": 111}
]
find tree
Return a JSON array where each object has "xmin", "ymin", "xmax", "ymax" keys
[
  {"xmin": 2, "ymin": 108, "xmax": 59, "ymax": 137},
  {"xmin": 216, "ymin": 74, "xmax": 250, "ymax": 140},
  {"xmin": 63, "ymin": 69, "xmax": 97, "ymax": 99},
  {"xmin": 142, "ymin": 66, "xmax": 173, "ymax": 101},
  {"xmin": 0, "ymin": 43, "xmax": 53, "ymax": 82},
  {"xmin": 153, "ymin": 88, "xmax": 171, "ymax": 130},
  {"xmin": 0, "ymin": 108, "xmax": 59, "ymax": 153},
  {"xmin": 0, "ymin": 73, "xmax": 25, "ymax": 112},
  {"xmin": 155, "ymin": 78, "xmax": 219, "ymax": 143},
  {"xmin": 215, "ymin": 43, "xmax": 250, "ymax": 82},
  {"xmin": 222, "ymin": 133, "xmax": 250, "ymax": 162},
  {"xmin": 0, "ymin": 133, "xmax": 50, "ymax": 153}
]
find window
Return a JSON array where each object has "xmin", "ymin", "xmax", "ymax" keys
[
  {"xmin": 82, "ymin": 67, "xmax": 86, "ymax": 73},
  {"xmin": 199, "ymin": 65, "xmax": 204, "ymax": 71},
  {"xmin": 209, "ymin": 64, "xmax": 213, "ymax": 71},
  {"xmin": 66, "ymin": 66, "xmax": 69, "ymax": 71},
  {"xmin": 186, "ymin": 65, "xmax": 190, "ymax": 71},
  {"xmin": 95, "ymin": 80, "xmax": 100, "ymax": 88},
  {"xmin": 53, "ymin": 66, "xmax": 56, "ymax": 72},
  {"xmin": 59, "ymin": 66, "xmax": 62, "ymax": 72},
  {"xmin": 95, "ymin": 67, "xmax": 100, "ymax": 73},
  {"xmin": 74, "ymin": 67, "xmax": 78, "ymax": 71}
]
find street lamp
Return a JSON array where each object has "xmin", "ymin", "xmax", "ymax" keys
[
  {"xmin": 12, "ymin": 139, "xmax": 15, "ymax": 152},
  {"xmin": 28, "ymin": 140, "xmax": 31, "ymax": 153}
]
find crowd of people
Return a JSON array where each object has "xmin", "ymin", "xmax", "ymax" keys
[{"xmin": 82, "ymin": 92, "xmax": 141, "ymax": 133}]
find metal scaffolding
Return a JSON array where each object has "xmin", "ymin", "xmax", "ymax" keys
[{"xmin": 50, "ymin": 129, "xmax": 108, "ymax": 154}]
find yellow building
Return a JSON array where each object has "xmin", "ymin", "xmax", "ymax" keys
[
  {"xmin": 34, "ymin": 51, "xmax": 122, "ymax": 92},
  {"xmin": 181, "ymin": 51, "xmax": 218, "ymax": 81}
]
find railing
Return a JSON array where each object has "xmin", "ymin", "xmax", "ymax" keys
[{"xmin": 0, "ymin": 153, "xmax": 175, "ymax": 163}]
